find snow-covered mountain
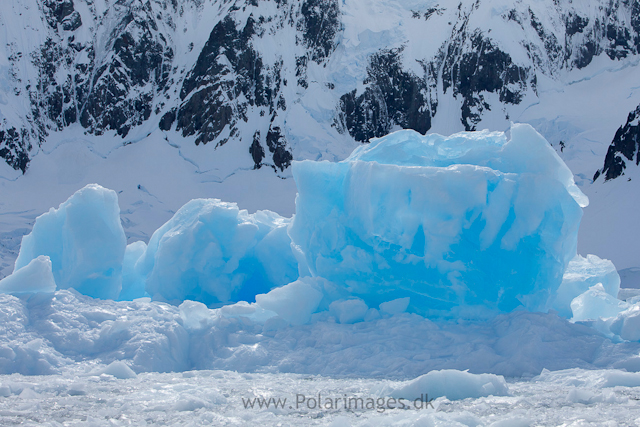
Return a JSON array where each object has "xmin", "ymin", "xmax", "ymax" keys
[{"xmin": 1, "ymin": 0, "xmax": 639, "ymax": 277}]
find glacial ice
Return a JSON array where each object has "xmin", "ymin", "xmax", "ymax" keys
[
  {"xmin": 98, "ymin": 361, "xmax": 138, "ymax": 379},
  {"xmin": 134, "ymin": 199, "xmax": 298, "ymax": 306},
  {"xmin": 551, "ymin": 254, "xmax": 620, "ymax": 317},
  {"xmin": 3, "ymin": 124, "xmax": 629, "ymax": 331},
  {"xmin": 289, "ymin": 124, "xmax": 586, "ymax": 316},
  {"xmin": 568, "ymin": 283, "xmax": 640, "ymax": 342},
  {"xmin": 570, "ymin": 283, "xmax": 629, "ymax": 322},
  {"xmin": 13, "ymin": 184, "xmax": 126, "ymax": 300},
  {"xmin": 255, "ymin": 278, "xmax": 323, "ymax": 325},
  {"xmin": 0, "ymin": 255, "xmax": 56, "ymax": 294},
  {"xmin": 2, "ymin": 288, "xmax": 640, "ymax": 378},
  {"xmin": 329, "ymin": 298, "xmax": 369, "ymax": 324},
  {"xmin": 610, "ymin": 306, "xmax": 640, "ymax": 341},
  {"xmin": 118, "ymin": 241, "xmax": 148, "ymax": 301}
]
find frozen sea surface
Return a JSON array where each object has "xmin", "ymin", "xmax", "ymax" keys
[{"xmin": 1, "ymin": 368, "xmax": 640, "ymax": 426}]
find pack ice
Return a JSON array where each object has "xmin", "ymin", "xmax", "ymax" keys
[{"xmin": 2, "ymin": 124, "xmax": 623, "ymax": 324}]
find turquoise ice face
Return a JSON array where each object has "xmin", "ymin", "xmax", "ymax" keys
[{"xmin": 289, "ymin": 124, "xmax": 586, "ymax": 318}]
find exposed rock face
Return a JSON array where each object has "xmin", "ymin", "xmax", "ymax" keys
[
  {"xmin": 166, "ymin": 0, "xmax": 339, "ymax": 171},
  {"xmin": 1, "ymin": 0, "xmax": 639, "ymax": 175},
  {"xmin": 335, "ymin": 1, "xmax": 639, "ymax": 139},
  {"xmin": 37, "ymin": 0, "xmax": 174, "ymax": 138},
  {"xmin": 594, "ymin": 105, "xmax": 640, "ymax": 182},
  {"xmin": 0, "ymin": 127, "xmax": 30, "ymax": 173},
  {"xmin": 0, "ymin": 0, "xmax": 176, "ymax": 172},
  {"xmin": 336, "ymin": 48, "xmax": 434, "ymax": 142}
]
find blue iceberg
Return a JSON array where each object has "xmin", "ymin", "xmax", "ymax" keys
[
  {"xmin": 134, "ymin": 199, "xmax": 299, "ymax": 306},
  {"xmin": 5, "ymin": 124, "xmax": 610, "ymax": 322},
  {"xmin": 12, "ymin": 184, "xmax": 126, "ymax": 300},
  {"xmin": 289, "ymin": 124, "xmax": 588, "ymax": 317}
]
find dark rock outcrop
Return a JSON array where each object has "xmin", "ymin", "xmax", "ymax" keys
[{"xmin": 594, "ymin": 105, "xmax": 640, "ymax": 182}]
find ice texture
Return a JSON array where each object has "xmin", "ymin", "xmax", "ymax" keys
[
  {"xmin": 255, "ymin": 278, "xmax": 323, "ymax": 325},
  {"xmin": 0, "ymin": 255, "xmax": 56, "ymax": 294},
  {"xmin": 569, "ymin": 284, "xmax": 640, "ymax": 342},
  {"xmin": 119, "ymin": 241, "xmax": 148, "ymax": 301},
  {"xmin": 179, "ymin": 300, "xmax": 215, "ymax": 331},
  {"xmin": 610, "ymin": 306, "xmax": 640, "ymax": 341},
  {"xmin": 329, "ymin": 298, "xmax": 369, "ymax": 324},
  {"xmin": 99, "ymin": 361, "xmax": 137, "ymax": 379},
  {"xmin": 289, "ymin": 124, "xmax": 587, "ymax": 316},
  {"xmin": 379, "ymin": 297, "xmax": 410, "ymax": 315},
  {"xmin": 13, "ymin": 184, "xmax": 126, "ymax": 300},
  {"xmin": 3, "ymin": 289, "xmax": 640, "ymax": 378},
  {"xmin": 550, "ymin": 254, "xmax": 621, "ymax": 317},
  {"xmin": 389, "ymin": 369, "xmax": 509, "ymax": 400},
  {"xmin": 570, "ymin": 283, "xmax": 629, "ymax": 322},
  {"xmin": 136, "ymin": 199, "xmax": 298, "ymax": 306}
]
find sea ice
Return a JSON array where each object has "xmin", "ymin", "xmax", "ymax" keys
[
  {"xmin": 389, "ymin": 369, "xmax": 509, "ymax": 400},
  {"xmin": 0, "ymin": 255, "xmax": 55, "ymax": 294},
  {"xmin": 13, "ymin": 184, "xmax": 126, "ymax": 300},
  {"xmin": 289, "ymin": 124, "xmax": 587, "ymax": 317},
  {"xmin": 135, "ymin": 199, "xmax": 298, "ymax": 305}
]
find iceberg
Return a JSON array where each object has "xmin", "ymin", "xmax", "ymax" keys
[
  {"xmin": 135, "ymin": 199, "xmax": 298, "ymax": 306},
  {"xmin": 6, "ymin": 124, "xmax": 610, "ymax": 323},
  {"xmin": 289, "ymin": 124, "xmax": 587, "ymax": 316},
  {"xmin": 13, "ymin": 184, "xmax": 126, "ymax": 300}
]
